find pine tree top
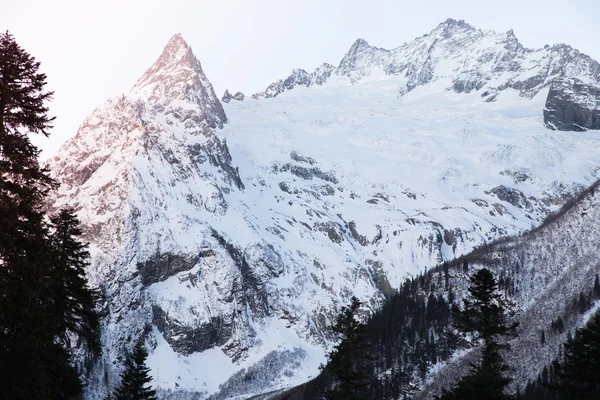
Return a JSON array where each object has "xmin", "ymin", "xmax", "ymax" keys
[
  {"xmin": 0, "ymin": 30, "xmax": 54, "ymax": 137},
  {"xmin": 113, "ymin": 338, "xmax": 157, "ymax": 400}
]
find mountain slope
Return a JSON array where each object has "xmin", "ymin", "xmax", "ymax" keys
[
  {"xmin": 46, "ymin": 21, "xmax": 600, "ymax": 399},
  {"xmin": 273, "ymin": 181, "xmax": 600, "ymax": 399}
]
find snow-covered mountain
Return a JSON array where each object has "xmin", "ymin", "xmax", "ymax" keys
[
  {"xmin": 46, "ymin": 19, "xmax": 600, "ymax": 399},
  {"xmin": 254, "ymin": 18, "xmax": 600, "ymax": 131}
]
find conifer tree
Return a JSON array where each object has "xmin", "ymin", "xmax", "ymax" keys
[
  {"xmin": 0, "ymin": 29, "xmax": 66, "ymax": 399},
  {"xmin": 49, "ymin": 207, "xmax": 101, "ymax": 352},
  {"xmin": 0, "ymin": 31, "xmax": 99, "ymax": 398},
  {"xmin": 437, "ymin": 268, "xmax": 517, "ymax": 400},
  {"xmin": 0, "ymin": 30, "xmax": 54, "ymax": 245},
  {"xmin": 113, "ymin": 338, "xmax": 158, "ymax": 400},
  {"xmin": 457, "ymin": 268, "xmax": 516, "ymax": 347},
  {"xmin": 552, "ymin": 310, "xmax": 600, "ymax": 398},
  {"xmin": 322, "ymin": 296, "xmax": 370, "ymax": 400},
  {"xmin": 541, "ymin": 329, "xmax": 546, "ymax": 346}
]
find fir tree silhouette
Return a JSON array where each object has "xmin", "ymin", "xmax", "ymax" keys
[{"xmin": 113, "ymin": 338, "xmax": 158, "ymax": 400}]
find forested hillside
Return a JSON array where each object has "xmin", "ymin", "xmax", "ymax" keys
[{"xmin": 273, "ymin": 180, "xmax": 600, "ymax": 399}]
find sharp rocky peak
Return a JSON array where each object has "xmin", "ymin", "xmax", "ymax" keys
[
  {"xmin": 131, "ymin": 33, "xmax": 195, "ymax": 95},
  {"xmin": 251, "ymin": 63, "xmax": 336, "ymax": 99},
  {"xmin": 129, "ymin": 33, "xmax": 226, "ymax": 128},
  {"xmin": 48, "ymin": 32, "xmax": 238, "ymax": 215},
  {"xmin": 348, "ymin": 38, "xmax": 376, "ymax": 52},
  {"xmin": 430, "ymin": 18, "xmax": 476, "ymax": 36}
]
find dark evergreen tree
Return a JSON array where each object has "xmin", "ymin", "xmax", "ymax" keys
[
  {"xmin": 443, "ymin": 261, "xmax": 450, "ymax": 289},
  {"xmin": 114, "ymin": 338, "xmax": 157, "ymax": 400},
  {"xmin": 456, "ymin": 268, "xmax": 517, "ymax": 347},
  {"xmin": 437, "ymin": 268, "xmax": 517, "ymax": 400},
  {"xmin": 0, "ymin": 31, "xmax": 99, "ymax": 399},
  {"xmin": 0, "ymin": 30, "xmax": 54, "ymax": 247},
  {"xmin": 552, "ymin": 309, "xmax": 600, "ymax": 398},
  {"xmin": 552, "ymin": 316, "xmax": 565, "ymax": 334},
  {"xmin": 49, "ymin": 207, "xmax": 101, "ymax": 352},
  {"xmin": 322, "ymin": 296, "xmax": 370, "ymax": 400},
  {"xmin": 540, "ymin": 329, "xmax": 546, "ymax": 346},
  {"xmin": 0, "ymin": 29, "xmax": 71, "ymax": 400},
  {"xmin": 577, "ymin": 292, "xmax": 588, "ymax": 314}
]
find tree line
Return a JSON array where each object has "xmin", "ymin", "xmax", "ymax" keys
[{"xmin": 275, "ymin": 261, "xmax": 600, "ymax": 400}]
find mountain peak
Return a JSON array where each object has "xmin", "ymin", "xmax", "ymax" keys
[
  {"xmin": 351, "ymin": 38, "xmax": 370, "ymax": 49},
  {"xmin": 129, "ymin": 33, "xmax": 226, "ymax": 128},
  {"xmin": 430, "ymin": 18, "xmax": 476, "ymax": 38},
  {"xmin": 437, "ymin": 18, "xmax": 474, "ymax": 29},
  {"xmin": 159, "ymin": 33, "xmax": 194, "ymax": 64},
  {"xmin": 166, "ymin": 33, "xmax": 187, "ymax": 47},
  {"xmin": 130, "ymin": 33, "xmax": 196, "ymax": 98},
  {"xmin": 336, "ymin": 38, "xmax": 389, "ymax": 83}
]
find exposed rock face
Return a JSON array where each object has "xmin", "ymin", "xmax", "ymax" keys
[
  {"xmin": 222, "ymin": 89, "xmax": 233, "ymax": 103},
  {"xmin": 251, "ymin": 63, "xmax": 335, "ymax": 99},
  {"xmin": 232, "ymin": 91, "xmax": 245, "ymax": 101},
  {"xmin": 486, "ymin": 185, "xmax": 533, "ymax": 212},
  {"xmin": 222, "ymin": 89, "xmax": 245, "ymax": 103},
  {"xmin": 544, "ymin": 78, "xmax": 600, "ymax": 131},
  {"xmin": 153, "ymin": 307, "xmax": 229, "ymax": 356},
  {"xmin": 138, "ymin": 253, "xmax": 200, "ymax": 285}
]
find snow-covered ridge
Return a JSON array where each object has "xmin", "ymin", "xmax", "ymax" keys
[
  {"xmin": 259, "ymin": 18, "xmax": 600, "ymax": 98},
  {"xmin": 253, "ymin": 18, "xmax": 600, "ymax": 130},
  {"xmin": 251, "ymin": 63, "xmax": 335, "ymax": 99},
  {"xmin": 46, "ymin": 21, "xmax": 600, "ymax": 400}
]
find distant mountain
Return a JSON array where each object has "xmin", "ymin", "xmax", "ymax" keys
[
  {"xmin": 222, "ymin": 89, "xmax": 245, "ymax": 103},
  {"xmin": 253, "ymin": 18, "xmax": 600, "ymax": 131},
  {"xmin": 251, "ymin": 63, "xmax": 335, "ymax": 99},
  {"xmin": 46, "ymin": 20, "xmax": 600, "ymax": 399}
]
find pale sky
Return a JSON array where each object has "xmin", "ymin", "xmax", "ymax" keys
[{"xmin": 3, "ymin": 0, "xmax": 599, "ymax": 158}]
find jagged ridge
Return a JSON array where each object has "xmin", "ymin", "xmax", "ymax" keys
[{"xmin": 253, "ymin": 18, "xmax": 600, "ymax": 130}]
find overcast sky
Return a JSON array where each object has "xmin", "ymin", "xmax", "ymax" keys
[{"xmin": 4, "ymin": 0, "xmax": 600, "ymax": 158}]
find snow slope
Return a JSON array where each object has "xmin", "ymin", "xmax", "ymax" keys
[{"xmin": 46, "ymin": 20, "xmax": 600, "ymax": 399}]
